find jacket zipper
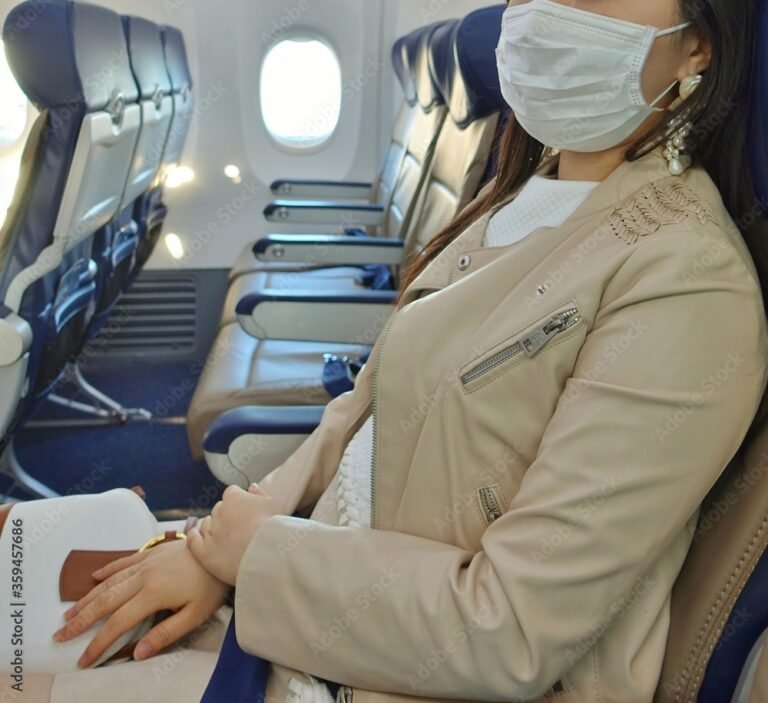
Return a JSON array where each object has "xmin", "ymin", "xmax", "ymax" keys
[
  {"xmin": 369, "ymin": 314, "xmax": 397, "ymax": 530},
  {"xmin": 460, "ymin": 307, "xmax": 582, "ymax": 386}
]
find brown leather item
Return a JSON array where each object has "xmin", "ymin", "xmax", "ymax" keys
[
  {"xmin": 0, "ymin": 504, "xmax": 13, "ymax": 539},
  {"xmin": 59, "ymin": 550, "xmax": 136, "ymax": 602},
  {"xmin": 130, "ymin": 486, "xmax": 146, "ymax": 501},
  {"xmin": 58, "ymin": 524, "xmax": 196, "ymax": 603}
]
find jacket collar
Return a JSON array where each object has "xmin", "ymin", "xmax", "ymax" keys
[{"xmin": 401, "ymin": 148, "xmax": 675, "ymax": 303}]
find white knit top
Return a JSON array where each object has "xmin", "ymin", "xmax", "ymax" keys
[{"xmin": 335, "ymin": 175, "xmax": 598, "ymax": 529}]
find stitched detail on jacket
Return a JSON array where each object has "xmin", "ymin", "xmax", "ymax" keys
[
  {"xmin": 673, "ymin": 514, "xmax": 768, "ymax": 702},
  {"xmin": 607, "ymin": 182, "xmax": 715, "ymax": 246}
]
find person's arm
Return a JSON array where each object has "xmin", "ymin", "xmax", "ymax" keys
[{"xmin": 231, "ymin": 227, "xmax": 768, "ymax": 700}]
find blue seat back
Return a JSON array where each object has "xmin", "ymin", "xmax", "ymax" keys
[
  {"xmin": 654, "ymin": 415, "xmax": 768, "ymax": 701},
  {"xmin": 160, "ymin": 26, "xmax": 193, "ymax": 172},
  {"xmin": 126, "ymin": 25, "xmax": 193, "ymax": 277},
  {"xmin": 430, "ymin": 5, "xmax": 507, "ymax": 131},
  {"xmin": 398, "ymin": 6, "xmax": 506, "ymax": 260},
  {"xmin": 0, "ymin": 0, "xmax": 139, "ymax": 432},
  {"xmin": 86, "ymin": 15, "xmax": 175, "ymax": 336},
  {"xmin": 123, "ymin": 16, "xmax": 174, "ymax": 208},
  {"xmin": 370, "ymin": 33, "xmax": 422, "ymax": 212},
  {"xmin": 392, "ymin": 35, "xmax": 417, "ymax": 108}
]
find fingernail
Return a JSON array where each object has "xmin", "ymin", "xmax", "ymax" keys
[
  {"xmin": 63, "ymin": 606, "xmax": 76, "ymax": 620},
  {"xmin": 53, "ymin": 628, "xmax": 65, "ymax": 642},
  {"xmin": 134, "ymin": 641, "xmax": 153, "ymax": 661},
  {"xmin": 91, "ymin": 568, "xmax": 103, "ymax": 578},
  {"xmin": 77, "ymin": 653, "xmax": 89, "ymax": 669}
]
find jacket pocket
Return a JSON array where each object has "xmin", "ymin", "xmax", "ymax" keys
[{"xmin": 459, "ymin": 301, "xmax": 584, "ymax": 393}]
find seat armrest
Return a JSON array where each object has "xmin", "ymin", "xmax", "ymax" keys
[
  {"xmin": 0, "ymin": 305, "xmax": 33, "ymax": 367},
  {"xmin": 263, "ymin": 200, "xmax": 385, "ymax": 228},
  {"xmin": 203, "ymin": 406, "xmax": 325, "ymax": 487},
  {"xmin": 203, "ymin": 405, "xmax": 324, "ymax": 454},
  {"xmin": 236, "ymin": 291, "xmax": 396, "ymax": 343},
  {"xmin": 254, "ymin": 234, "xmax": 404, "ymax": 266},
  {"xmin": 271, "ymin": 179, "xmax": 373, "ymax": 200}
]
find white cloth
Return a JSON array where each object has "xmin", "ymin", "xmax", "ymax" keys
[
  {"xmin": 335, "ymin": 417, "xmax": 373, "ymax": 528},
  {"xmin": 484, "ymin": 175, "xmax": 598, "ymax": 248},
  {"xmin": 334, "ymin": 175, "xmax": 598, "ymax": 530}
]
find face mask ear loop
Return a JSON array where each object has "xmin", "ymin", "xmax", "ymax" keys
[
  {"xmin": 650, "ymin": 79, "xmax": 681, "ymax": 109},
  {"xmin": 656, "ymin": 21, "xmax": 693, "ymax": 38},
  {"xmin": 648, "ymin": 21, "xmax": 693, "ymax": 109}
]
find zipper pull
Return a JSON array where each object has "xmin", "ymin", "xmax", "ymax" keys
[{"xmin": 522, "ymin": 310, "xmax": 579, "ymax": 358}]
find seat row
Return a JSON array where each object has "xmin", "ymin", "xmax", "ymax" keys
[
  {"xmin": 0, "ymin": 0, "xmax": 192, "ymax": 489},
  {"xmin": 187, "ymin": 5, "xmax": 509, "ymax": 468}
]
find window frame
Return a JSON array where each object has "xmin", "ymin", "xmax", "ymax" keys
[{"xmin": 258, "ymin": 32, "xmax": 344, "ymax": 155}]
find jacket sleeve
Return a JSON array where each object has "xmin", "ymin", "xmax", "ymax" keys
[{"xmin": 234, "ymin": 227, "xmax": 768, "ymax": 700}]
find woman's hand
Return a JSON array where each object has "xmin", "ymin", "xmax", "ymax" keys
[
  {"xmin": 187, "ymin": 484, "xmax": 282, "ymax": 587},
  {"xmin": 53, "ymin": 539, "xmax": 230, "ymax": 668}
]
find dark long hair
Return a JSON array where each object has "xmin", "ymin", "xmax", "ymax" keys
[{"xmin": 399, "ymin": 0, "xmax": 768, "ymax": 302}]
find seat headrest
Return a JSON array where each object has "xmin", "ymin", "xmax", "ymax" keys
[
  {"xmin": 392, "ymin": 35, "xmax": 416, "ymax": 107},
  {"xmin": 2, "ymin": 0, "xmax": 137, "ymax": 111},
  {"xmin": 408, "ymin": 21, "xmax": 449, "ymax": 112},
  {"xmin": 162, "ymin": 26, "xmax": 192, "ymax": 94},
  {"xmin": 123, "ymin": 16, "xmax": 172, "ymax": 101},
  {"xmin": 431, "ymin": 5, "xmax": 506, "ymax": 129}
]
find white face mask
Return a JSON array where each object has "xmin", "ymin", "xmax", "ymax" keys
[{"xmin": 495, "ymin": 0, "xmax": 691, "ymax": 152}]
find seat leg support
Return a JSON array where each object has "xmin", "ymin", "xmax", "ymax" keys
[{"xmin": 0, "ymin": 440, "xmax": 60, "ymax": 500}]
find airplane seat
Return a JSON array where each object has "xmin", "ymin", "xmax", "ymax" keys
[
  {"xmin": 188, "ymin": 5, "xmax": 508, "ymax": 465},
  {"xmin": 129, "ymin": 25, "xmax": 193, "ymax": 279},
  {"xmin": 186, "ymin": 19, "xmax": 455, "ymax": 460},
  {"xmin": 225, "ymin": 20, "xmax": 451, "ymax": 288},
  {"xmin": 373, "ymin": 35, "xmax": 419, "ymax": 217},
  {"xmin": 218, "ymin": 5, "xmax": 506, "ymax": 326},
  {"xmin": 398, "ymin": 4, "xmax": 508, "ymax": 262},
  {"xmin": 653, "ymin": 407, "xmax": 768, "ymax": 702},
  {"xmin": 0, "ymin": 0, "xmax": 140, "ymax": 450},
  {"xmin": 85, "ymin": 16, "xmax": 174, "ymax": 339},
  {"xmin": 226, "ymin": 32, "xmax": 419, "ymax": 283}
]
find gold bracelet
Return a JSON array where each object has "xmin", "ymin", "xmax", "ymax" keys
[{"xmin": 139, "ymin": 532, "xmax": 187, "ymax": 552}]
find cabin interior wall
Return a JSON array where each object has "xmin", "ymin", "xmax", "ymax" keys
[{"xmin": 0, "ymin": 0, "xmax": 491, "ymax": 272}]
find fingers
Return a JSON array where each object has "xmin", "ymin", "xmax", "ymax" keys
[
  {"xmin": 54, "ymin": 568, "xmax": 142, "ymax": 644},
  {"xmin": 76, "ymin": 594, "xmax": 161, "ymax": 668},
  {"xmin": 133, "ymin": 606, "xmax": 208, "ymax": 661},
  {"xmin": 223, "ymin": 485, "xmax": 245, "ymax": 501},
  {"xmin": 64, "ymin": 561, "xmax": 143, "ymax": 623},
  {"xmin": 248, "ymin": 483, "xmax": 265, "ymax": 495},
  {"xmin": 186, "ymin": 527, "xmax": 214, "ymax": 575},
  {"xmin": 91, "ymin": 551, "xmax": 148, "ymax": 582}
]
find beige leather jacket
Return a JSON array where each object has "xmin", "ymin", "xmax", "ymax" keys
[{"xmin": 234, "ymin": 150, "xmax": 768, "ymax": 703}]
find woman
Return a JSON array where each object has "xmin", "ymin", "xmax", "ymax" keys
[{"xmin": 9, "ymin": 0, "xmax": 768, "ymax": 701}]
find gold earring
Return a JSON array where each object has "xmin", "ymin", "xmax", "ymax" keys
[{"xmin": 664, "ymin": 74, "xmax": 702, "ymax": 176}]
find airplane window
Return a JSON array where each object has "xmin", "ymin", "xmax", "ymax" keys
[
  {"xmin": 260, "ymin": 38, "xmax": 342, "ymax": 149},
  {"xmin": 0, "ymin": 40, "xmax": 27, "ymax": 147}
]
